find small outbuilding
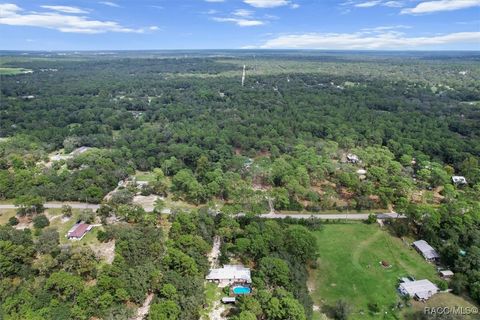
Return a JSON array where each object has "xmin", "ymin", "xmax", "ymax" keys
[
  {"xmin": 439, "ymin": 270, "xmax": 454, "ymax": 279},
  {"xmin": 452, "ymin": 176, "xmax": 467, "ymax": 185},
  {"xmin": 221, "ymin": 297, "xmax": 236, "ymax": 304},
  {"xmin": 346, "ymin": 153, "xmax": 360, "ymax": 164},
  {"xmin": 413, "ymin": 240, "xmax": 440, "ymax": 262},
  {"xmin": 398, "ymin": 279, "xmax": 438, "ymax": 301},
  {"xmin": 67, "ymin": 222, "xmax": 93, "ymax": 240}
]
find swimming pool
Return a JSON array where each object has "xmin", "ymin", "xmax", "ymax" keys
[{"xmin": 232, "ymin": 286, "xmax": 251, "ymax": 295}]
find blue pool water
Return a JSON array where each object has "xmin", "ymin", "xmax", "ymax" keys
[{"xmin": 232, "ymin": 286, "xmax": 251, "ymax": 295}]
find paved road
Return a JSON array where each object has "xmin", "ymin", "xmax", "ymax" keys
[
  {"xmin": 0, "ymin": 202, "xmax": 403, "ymax": 220},
  {"xmin": 255, "ymin": 212, "xmax": 404, "ymax": 220},
  {"xmin": 0, "ymin": 202, "xmax": 101, "ymax": 210}
]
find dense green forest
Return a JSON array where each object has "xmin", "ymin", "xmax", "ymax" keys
[{"xmin": 0, "ymin": 51, "xmax": 479, "ymax": 319}]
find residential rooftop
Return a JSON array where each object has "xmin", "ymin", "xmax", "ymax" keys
[
  {"xmin": 398, "ymin": 279, "xmax": 438, "ymax": 300},
  {"xmin": 206, "ymin": 265, "xmax": 251, "ymax": 283},
  {"xmin": 413, "ymin": 240, "xmax": 440, "ymax": 261},
  {"xmin": 67, "ymin": 222, "xmax": 93, "ymax": 240}
]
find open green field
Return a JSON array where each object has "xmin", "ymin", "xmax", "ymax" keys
[
  {"xmin": 47, "ymin": 208, "xmax": 101, "ymax": 245},
  {"xmin": 135, "ymin": 171, "xmax": 157, "ymax": 182},
  {"xmin": 0, "ymin": 67, "xmax": 32, "ymax": 75},
  {"xmin": 405, "ymin": 293, "xmax": 479, "ymax": 320},
  {"xmin": 0, "ymin": 207, "xmax": 100, "ymax": 245},
  {"xmin": 310, "ymin": 223, "xmax": 441, "ymax": 319},
  {"xmin": 201, "ymin": 282, "xmax": 222, "ymax": 320}
]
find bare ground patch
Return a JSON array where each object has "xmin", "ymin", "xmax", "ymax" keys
[
  {"xmin": 90, "ymin": 240, "xmax": 116, "ymax": 264},
  {"xmin": 133, "ymin": 195, "xmax": 161, "ymax": 212}
]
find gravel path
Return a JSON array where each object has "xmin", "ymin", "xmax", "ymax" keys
[
  {"xmin": 131, "ymin": 293, "xmax": 154, "ymax": 320},
  {"xmin": 208, "ymin": 236, "xmax": 221, "ymax": 268},
  {"xmin": 0, "ymin": 202, "xmax": 100, "ymax": 211},
  {"xmin": 205, "ymin": 236, "xmax": 228, "ymax": 320}
]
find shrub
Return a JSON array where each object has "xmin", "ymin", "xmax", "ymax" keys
[
  {"xmin": 33, "ymin": 214, "xmax": 50, "ymax": 229},
  {"xmin": 61, "ymin": 205, "xmax": 73, "ymax": 217},
  {"xmin": 436, "ymin": 280, "xmax": 448, "ymax": 291},
  {"xmin": 365, "ymin": 214, "xmax": 377, "ymax": 224},
  {"xmin": 8, "ymin": 216, "xmax": 19, "ymax": 226}
]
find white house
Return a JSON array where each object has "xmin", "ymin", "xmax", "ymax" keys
[
  {"xmin": 398, "ymin": 279, "xmax": 438, "ymax": 301},
  {"xmin": 206, "ymin": 265, "xmax": 251, "ymax": 287}
]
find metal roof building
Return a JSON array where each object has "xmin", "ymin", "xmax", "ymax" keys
[
  {"xmin": 206, "ymin": 265, "xmax": 251, "ymax": 284},
  {"xmin": 398, "ymin": 279, "xmax": 438, "ymax": 301},
  {"xmin": 221, "ymin": 297, "xmax": 236, "ymax": 304},
  {"xmin": 413, "ymin": 240, "xmax": 440, "ymax": 261},
  {"xmin": 67, "ymin": 223, "xmax": 93, "ymax": 240},
  {"xmin": 439, "ymin": 270, "xmax": 454, "ymax": 278}
]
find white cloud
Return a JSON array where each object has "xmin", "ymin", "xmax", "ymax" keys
[
  {"xmin": 205, "ymin": 9, "xmax": 219, "ymax": 14},
  {"xmin": 355, "ymin": 1, "xmax": 382, "ymax": 8},
  {"xmin": 383, "ymin": 1, "xmax": 404, "ymax": 7},
  {"xmin": 457, "ymin": 19, "xmax": 480, "ymax": 25},
  {"xmin": 290, "ymin": 3, "xmax": 300, "ymax": 9},
  {"xmin": 40, "ymin": 5, "xmax": 89, "ymax": 14},
  {"xmin": 0, "ymin": 3, "xmax": 20, "ymax": 14},
  {"xmin": 149, "ymin": 26, "xmax": 160, "ymax": 31},
  {"xmin": 401, "ymin": 0, "xmax": 480, "ymax": 14},
  {"xmin": 361, "ymin": 24, "xmax": 411, "ymax": 31},
  {"xmin": 254, "ymin": 30, "xmax": 480, "ymax": 49},
  {"xmin": 212, "ymin": 17, "xmax": 264, "ymax": 26},
  {"xmin": 233, "ymin": 9, "xmax": 254, "ymax": 17},
  {"xmin": 212, "ymin": 7, "xmax": 273, "ymax": 26},
  {"xmin": 244, "ymin": 0, "xmax": 290, "ymax": 8},
  {"xmin": 0, "ymin": 3, "xmax": 148, "ymax": 33},
  {"xmin": 347, "ymin": 0, "xmax": 406, "ymax": 8},
  {"xmin": 99, "ymin": 1, "xmax": 120, "ymax": 8}
]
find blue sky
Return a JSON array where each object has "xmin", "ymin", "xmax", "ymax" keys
[{"xmin": 0, "ymin": 0, "xmax": 479, "ymax": 50}]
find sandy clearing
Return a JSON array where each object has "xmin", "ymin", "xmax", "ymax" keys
[
  {"xmin": 91, "ymin": 240, "xmax": 116, "ymax": 264},
  {"xmin": 208, "ymin": 236, "xmax": 221, "ymax": 268},
  {"xmin": 133, "ymin": 195, "xmax": 161, "ymax": 212}
]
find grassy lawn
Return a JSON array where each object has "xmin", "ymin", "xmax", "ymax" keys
[
  {"xmin": 405, "ymin": 293, "xmax": 479, "ymax": 320},
  {"xmin": 135, "ymin": 171, "xmax": 157, "ymax": 182},
  {"xmin": 1, "ymin": 208, "xmax": 101, "ymax": 247},
  {"xmin": 47, "ymin": 208, "xmax": 101, "ymax": 245},
  {"xmin": 201, "ymin": 282, "xmax": 223, "ymax": 320},
  {"xmin": 310, "ymin": 223, "xmax": 440, "ymax": 319},
  {"xmin": 0, "ymin": 67, "xmax": 32, "ymax": 75}
]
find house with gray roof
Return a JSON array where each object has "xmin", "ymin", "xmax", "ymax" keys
[
  {"xmin": 206, "ymin": 265, "xmax": 251, "ymax": 287},
  {"xmin": 413, "ymin": 240, "xmax": 439, "ymax": 262},
  {"xmin": 398, "ymin": 279, "xmax": 438, "ymax": 301}
]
